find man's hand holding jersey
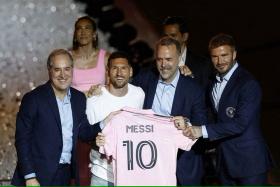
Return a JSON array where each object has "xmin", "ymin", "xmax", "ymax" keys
[
  {"xmin": 172, "ymin": 116, "xmax": 188, "ymax": 130},
  {"xmin": 172, "ymin": 116, "xmax": 203, "ymax": 140},
  {"xmin": 183, "ymin": 126, "xmax": 203, "ymax": 140},
  {"xmin": 96, "ymin": 132, "xmax": 106, "ymax": 147}
]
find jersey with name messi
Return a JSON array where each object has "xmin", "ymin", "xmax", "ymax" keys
[{"xmin": 100, "ymin": 107, "xmax": 196, "ymax": 186}]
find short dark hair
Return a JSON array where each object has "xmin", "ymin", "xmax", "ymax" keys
[
  {"xmin": 47, "ymin": 49, "xmax": 73, "ymax": 69},
  {"xmin": 162, "ymin": 16, "xmax": 189, "ymax": 33},
  {"xmin": 208, "ymin": 33, "xmax": 236, "ymax": 51},
  {"xmin": 73, "ymin": 16, "xmax": 98, "ymax": 50},
  {"xmin": 156, "ymin": 36, "xmax": 181, "ymax": 55},
  {"xmin": 107, "ymin": 51, "xmax": 132, "ymax": 68}
]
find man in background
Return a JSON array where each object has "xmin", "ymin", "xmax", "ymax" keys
[{"xmin": 162, "ymin": 16, "xmax": 213, "ymax": 89}]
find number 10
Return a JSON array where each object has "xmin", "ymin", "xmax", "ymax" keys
[{"xmin": 123, "ymin": 140, "xmax": 157, "ymax": 170}]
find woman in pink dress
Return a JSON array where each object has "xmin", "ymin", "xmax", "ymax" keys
[{"xmin": 70, "ymin": 16, "xmax": 110, "ymax": 186}]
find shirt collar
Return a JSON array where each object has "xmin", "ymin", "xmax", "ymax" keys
[
  {"xmin": 216, "ymin": 61, "xmax": 239, "ymax": 82},
  {"xmin": 180, "ymin": 47, "xmax": 187, "ymax": 63},
  {"xmin": 57, "ymin": 88, "xmax": 71, "ymax": 103},
  {"xmin": 66, "ymin": 88, "xmax": 71, "ymax": 99},
  {"xmin": 159, "ymin": 70, "xmax": 180, "ymax": 88}
]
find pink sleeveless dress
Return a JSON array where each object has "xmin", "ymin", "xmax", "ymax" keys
[
  {"xmin": 72, "ymin": 49, "xmax": 106, "ymax": 92},
  {"xmin": 71, "ymin": 49, "xmax": 106, "ymax": 186}
]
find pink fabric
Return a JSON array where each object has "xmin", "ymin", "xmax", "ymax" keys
[
  {"xmin": 100, "ymin": 107, "xmax": 196, "ymax": 186},
  {"xmin": 72, "ymin": 49, "xmax": 106, "ymax": 92}
]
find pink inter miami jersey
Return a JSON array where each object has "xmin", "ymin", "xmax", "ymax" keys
[{"xmin": 99, "ymin": 107, "xmax": 196, "ymax": 186}]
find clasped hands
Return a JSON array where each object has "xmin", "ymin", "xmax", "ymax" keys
[{"xmin": 172, "ymin": 116, "xmax": 202, "ymax": 140}]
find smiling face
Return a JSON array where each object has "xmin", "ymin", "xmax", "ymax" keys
[
  {"xmin": 210, "ymin": 45, "xmax": 236, "ymax": 75},
  {"xmin": 108, "ymin": 57, "xmax": 132, "ymax": 89},
  {"xmin": 48, "ymin": 54, "xmax": 73, "ymax": 97},
  {"xmin": 156, "ymin": 44, "xmax": 179, "ymax": 83}
]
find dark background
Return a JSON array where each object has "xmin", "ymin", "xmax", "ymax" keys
[
  {"xmin": 115, "ymin": 0, "xmax": 280, "ymax": 183},
  {"xmin": 0, "ymin": 0, "xmax": 279, "ymax": 184}
]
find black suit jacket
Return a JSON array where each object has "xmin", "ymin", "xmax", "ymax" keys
[
  {"xmin": 133, "ymin": 68, "xmax": 207, "ymax": 185},
  {"xmin": 206, "ymin": 65, "xmax": 273, "ymax": 178},
  {"xmin": 12, "ymin": 81, "xmax": 101, "ymax": 186},
  {"xmin": 185, "ymin": 50, "xmax": 214, "ymax": 89}
]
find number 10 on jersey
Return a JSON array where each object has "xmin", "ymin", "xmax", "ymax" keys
[{"xmin": 123, "ymin": 140, "xmax": 157, "ymax": 170}]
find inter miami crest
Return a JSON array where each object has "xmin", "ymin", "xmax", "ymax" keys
[{"xmin": 226, "ymin": 107, "xmax": 236, "ymax": 118}]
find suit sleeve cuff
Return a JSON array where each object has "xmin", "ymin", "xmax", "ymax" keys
[
  {"xmin": 202, "ymin": 125, "xmax": 208, "ymax": 138},
  {"xmin": 99, "ymin": 121, "xmax": 105, "ymax": 130},
  {"xmin": 24, "ymin": 173, "xmax": 36, "ymax": 180}
]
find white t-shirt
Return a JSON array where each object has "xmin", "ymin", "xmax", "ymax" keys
[
  {"xmin": 100, "ymin": 107, "xmax": 196, "ymax": 186},
  {"xmin": 86, "ymin": 83, "xmax": 145, "ymax": 182},
  {"xmin": 86, "ymin": 84, "xmax": 145, "ymax": 125}
]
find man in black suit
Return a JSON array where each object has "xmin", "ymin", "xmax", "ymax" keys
[
  {"xmin": 12, "ymin": 49, "xmax": 101, "ymax": 186},
  {"xmin": 133, "ymin": 36, "xmax": 207, "ymax": 185},
  {"xmin": 162, "ymin": 17, "xmax": 217, "ymax": 184},
  {"xmin": 162, "ymin": 16, "xmax": 213, "ymax": 89},
  {"xmin": 183, "ymin": 34, "xmax": 273, "ymax": 185}
]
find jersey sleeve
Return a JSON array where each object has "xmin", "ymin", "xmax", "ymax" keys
[
  {"xmin": 99, "ymin": 119, "xmax": 117, "ymax": 159},
  {"xmin": 173, "ymin": 128, "xmax": 197, "ymax": 151}
]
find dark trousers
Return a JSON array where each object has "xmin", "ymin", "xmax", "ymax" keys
[
  {"xmin": 77, "ymin": 140, "xmax": 91, "ymax": 185},
  {"xmin": 220, "ymin": 171, "xmax": 268, "ymax": 185},
  {"xmin": 51, "ymin": 164, "xmax": 71, "ymax": 185}
]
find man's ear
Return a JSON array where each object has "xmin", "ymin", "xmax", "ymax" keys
[
  {"xmin": 182, "ymin": 32, "xmax": 189, "ymax": 43},
  {"xmin": 233, "ymin": 50, "xmax": 237, "ymax": 61},
  {"xmin": 93, "ymin": 33, "xmax": 97, "ymax": 40},
  {"xmin": 129, "ymin": 67, "xmax": 133, "ymax": 77},
  {"xmin": 106, "ymin": 66, "xmax": 110, "ymax": 77}
]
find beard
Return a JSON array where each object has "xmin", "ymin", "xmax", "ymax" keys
[{"xmin": 110, "ymin": 78, "xmax": 128, "ymax": 89}]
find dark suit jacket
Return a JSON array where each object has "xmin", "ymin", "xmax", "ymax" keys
[
  {"xmin": 133, "ymin": 68, "xmax": 207, "ymax": 185},
  {"xmin": 206, "ymin": 65, "xmax": 272, "ymax": 178},
  {"xmin": 11, "ymin": 81, "xmax": 101, "ymax": 186},
  {"xmin": 185, "ymin": 50, "xmax": 214, "ymax": 89}
]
